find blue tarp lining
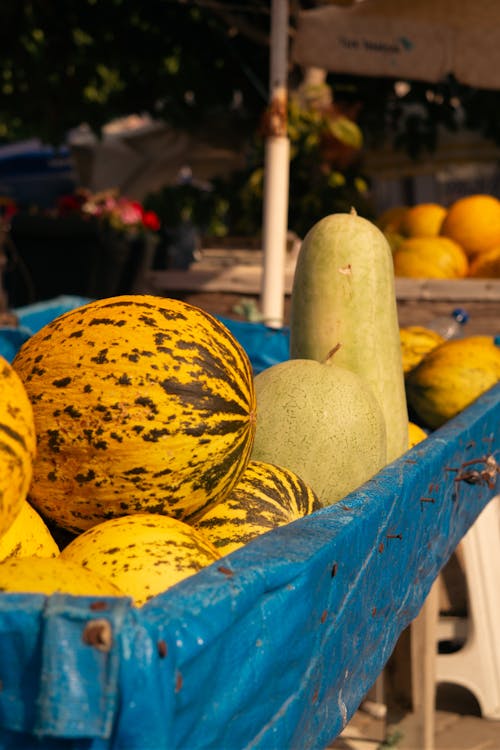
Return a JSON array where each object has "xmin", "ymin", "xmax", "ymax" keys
[
  {"xmin": 0, "ymin": 147, "xmax": 76, "ymax": 208},
  {"xmin": 0, "ymin": 297, "xmax": 499, "ymax": 749}
]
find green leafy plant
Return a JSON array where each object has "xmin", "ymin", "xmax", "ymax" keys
[{"xmin": 144, "ymin": 87, "xmax": 375, "ymax": 242}]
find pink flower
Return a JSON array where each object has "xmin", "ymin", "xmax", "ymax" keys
[
  {"xmin": 55, "ymin": 189, "xmax": 161, "ymax": 235},
  {"xmin": 116, "ymin": 199, "xmax": 143, "ymax": 226}
]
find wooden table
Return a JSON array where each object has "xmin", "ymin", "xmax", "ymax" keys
[{"xmin": 139, "ymin": 248, "xmax": 500, "ymax": 335}]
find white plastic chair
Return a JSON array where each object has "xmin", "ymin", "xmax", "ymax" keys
[{"xmin": 436, "ymin": 495, "xmax": 500, "ymax": 720}]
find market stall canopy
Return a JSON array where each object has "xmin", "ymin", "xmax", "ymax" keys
[{"xmin": 292, "ymin": 0, "xmax": 500, "ymax": 89}]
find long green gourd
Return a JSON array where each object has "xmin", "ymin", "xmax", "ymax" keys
[{"xmin": 289, "ymin": 211, "xmax": 408, "ymax": 463}]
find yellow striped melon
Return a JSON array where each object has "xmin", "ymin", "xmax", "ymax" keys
[
  {"xmin": 399, "ymin": 326, "xmax": 446, "ymax": 374},
  {"xmin": 12, "ymin": 295, "xmax": 256, "ymax": 533},
  {"xmin": 0, "ymin": 356, "xmax": 37, "ymax": 536},
  {"xmin": 408, "ymin": 422, "xmax": 428, "ymax": 448},
  {"xmin": 468, "ymin": 245, "xmax": 500, "ymax": 277},
  {"xmin": 61, "ymin": 513, "xmax": 221, "ymax": 606},
  {"xmin": 406, "ymin": 336, "xmax": 500, "ymax": 429},
  {"xmin": 193, "ymin": 460, "xmax": 321, "ymax": 555},
  {"xmin": 393, "ymin": 236, "xmax": 469, "ymax": 279},
  {"xmin": 400, "ymin": 203, "xmax": 447, "ymax": 238},
  {"xmin": 0, "ymin": 500, "xmax": 59, "ymax": 561},
  {"xmin": 0, "ymin": 556, "xmax": 124, "ymax": 597}
]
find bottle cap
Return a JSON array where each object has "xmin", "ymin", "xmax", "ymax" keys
[{"xmin": 452, "ymin": 308, "xmax": 469, "ymax": 324}]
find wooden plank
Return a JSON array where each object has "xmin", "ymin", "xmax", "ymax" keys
[
  {"xmin": 143, "ymin": 267, "xmax": 500, "ymax": 302},
  {"xmin": 397, "ymin": 300, "xmax": 499, "ymax": 336},
  {"xmin": 143, "ymin": 265, "xmax": 296, "ymax": 296},
  {"xmin": 395, "ymin": 278, "xmax": 500, "ymax": 301}
]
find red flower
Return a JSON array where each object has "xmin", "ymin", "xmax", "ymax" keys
[
  {"xmin": 54, "ymin": 189, "xmax": 160, "ymax": 235},
  {"xmin": 57, "ymin": 193, "xmax": 87, "ymax": 215},
  {"xmin": 0, "ymin": 197, "xmax": 18, "ymax": 222},
  {"xmin": 142, "ymin": 210, "xmax": 161, "ymax": 232}
]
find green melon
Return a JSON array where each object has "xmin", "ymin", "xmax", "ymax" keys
[{"xmin": 250, "ymin": 357, "xmax": 387, "ymax": 506}]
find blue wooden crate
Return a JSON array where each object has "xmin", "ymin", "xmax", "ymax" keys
[{"xmin": 0, "ymin": 298, "xmax": 498, "ymax": 749}]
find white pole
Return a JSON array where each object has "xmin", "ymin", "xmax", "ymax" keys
[{"xmin": 261, "ymin": 0, "xmax": 290, "ymax": 328}]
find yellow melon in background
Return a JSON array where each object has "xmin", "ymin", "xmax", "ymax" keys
[
  {"xmin": 383, "ymin": 230, "xmax": 405, "ymax": 254},
  {"xmin": 440, "ymin": 194, "xmax": 500, "ymax": 257},
  {"xmin": 376, "ymin": 205, "xmax": 409, "ymax": 233},
  {"xmin": 468, "ymin": 245, "xmax": 500, "ymax": 277},
  {"xmin": 420, "ymin": 335, "xmax": 500, "ymax": 372},
  {"xmin": 393, "ymin": 236, "xmax": 469, "ymax": 279},
  {"xmin": 408, "ymin": 422, "xmax": 428, "ymax": 448},
  {"xmin": 0, "ymin": 556, "xmax": 124, "ymax": 597},
  {"xmin": 405, "ymin": 336, "xmax": 500, "ymax": 429},
  {"xmin": 399, "ymin": 326, "xmax": 446, "ymax": 374},
  {"xmin": 401, "ymin": 203, "xmax": 447, "ymax": 238},
  {"xmin": 0, "ymin": 501, "xmax": 59, "ymax": 562}
]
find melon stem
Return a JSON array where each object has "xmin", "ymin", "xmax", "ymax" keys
[{"xmin": 323, "ymin": 342, "xmax": 342, "ymax": 365}]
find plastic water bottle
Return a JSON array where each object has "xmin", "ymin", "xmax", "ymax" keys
[{"xmin": 426, "ymin": 307, "xmax": 469, "ymax": 339}]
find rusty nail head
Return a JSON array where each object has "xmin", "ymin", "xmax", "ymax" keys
[
  {"xmin": 82, "ymin": 618, "xmax": 113, "ymax": 652},
  {"xmin": 217, "ymin": 565, "xmax": 233, "ymax": 577}
]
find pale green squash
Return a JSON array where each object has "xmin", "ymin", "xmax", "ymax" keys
[
  {"xmin": 251, "ymin": 357, "xmax": 387, "ymax": 506},
  {"xmin": 290, "ymin": 211, "xmax": 408, "ymax": 462}
]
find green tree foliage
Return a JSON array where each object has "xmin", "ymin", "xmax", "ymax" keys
[
  {"xmin": 0, "ymin": 0, "xmax": 271, "ymax": 144},
  {"xmin": 144, "ymin": 91, "xmax": 374, "ymax": 239},
  {"xmin": 5, "ymin": 2, "xmax": 500, "ymax": 239},
  {"xmin": 329, "ymin": 72, "xmax": 500, "ymax": 159},
  {"xmin": 3, "ymin": 1, "xmax": 500, "ymax": 156}
]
